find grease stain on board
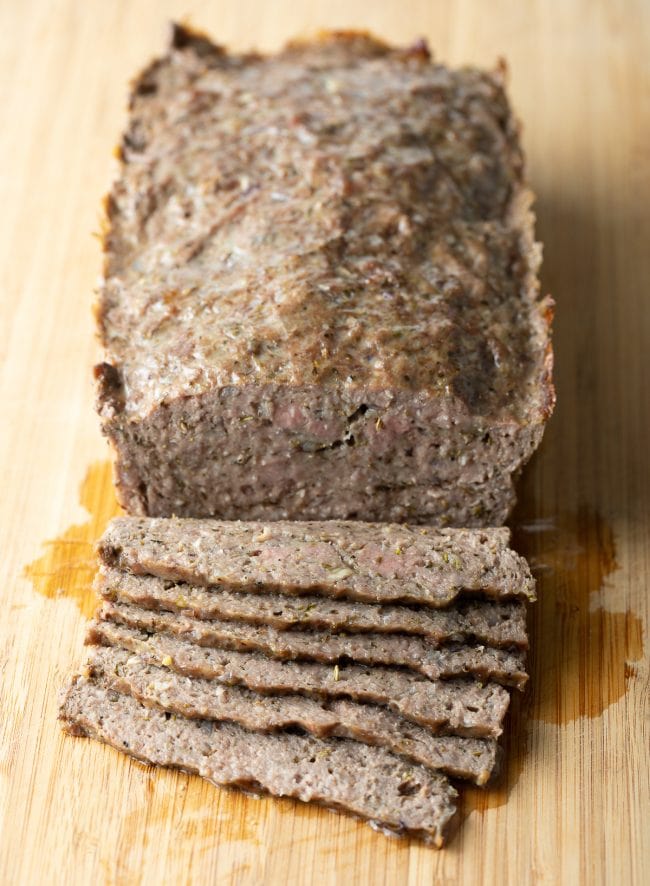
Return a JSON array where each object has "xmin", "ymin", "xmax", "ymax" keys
[
  {"xmin": 463, "ymin": 504, "xmax": 644, "ymax": 819},
  {"xmin": 513, "ymin": 507, "xmax": 643, "ymax": 725},
  {"xmin": 23, "ymin": 460, "xmax": 120, "ymax": 617}
]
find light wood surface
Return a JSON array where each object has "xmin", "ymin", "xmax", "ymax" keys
[{"xmin": 1, "ymin": 1, "xmax": 648, "ymax": 883}]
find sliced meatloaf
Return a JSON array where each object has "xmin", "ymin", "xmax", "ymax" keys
[
  {"xmin": 96, "ymin": 600, "xmax": 528, "ymax": 689},
  {"xmin": 96, "ymin": 25, "xmax": 553, "ymax": 526},
  {"xmin": 88, "ymin": 646, "xmax": 501, "ymax": 784},
  {"xmin": 60, "ymin": 675, "xmax": 458, "ymax": 845},
  {"xmin": 97, "ymin": 566, "xmax": 528, "ymax": 648},
  {"xmin": 98, "ymin": 518, "xmax": 536, "ymax": 606},
  {"xmin": 88, "ymin": 620, "xmax": 511, "ymax": 738}
]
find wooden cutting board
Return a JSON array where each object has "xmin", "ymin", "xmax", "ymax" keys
[{"xmin": 1, "ymin": 1, "xmax": 648, "ymax": 883}]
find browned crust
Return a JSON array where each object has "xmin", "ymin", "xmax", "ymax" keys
[
  {"xmin": 93, "ymin": 361, "xmax": 124, "ymax": 417},
  {"xmin": 97, "ymin": 26, "xmax": 554, "ymax": 414},
  {"xmin": 539, "ymin": 296, "xmax": 557, "ymax": 419},
  {"xmin": 169, "ymin": 22, "xmax": 225, "ymax": 56}
]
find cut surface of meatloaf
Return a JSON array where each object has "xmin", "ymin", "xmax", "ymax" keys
[
  {"xmin": 87, "ymin": 646, "xmax": 501, "ymax": 784},
  {"xmin": 96, "ymin": 25, "xmax": 554, "ymax": 525},
  {"xmin": 89, "ymin": 620, "xmax": 511, "ymax": 738},
  {"xmin": 98, "ymin": 518, "xmax": 536, "ymax": 606},
  {"xmin": 95, "ymin": 567, "xmax": 528, "ymax": 649},
  {"xmin": 60, "ymin": 675, "xmax": 458, "ymax": 845},
  {"xmin": 97, "ymin": 600, "xmax": 528, "ymax": 688},
  {"xmin": 97, "ymin": 567, "xmax": 528, "ymax": 648}
]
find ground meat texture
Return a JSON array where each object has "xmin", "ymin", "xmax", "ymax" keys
[
  {"xmin": 88, "ymin": 646, "xmax": 501, "ymax": 785},
  {"xmin": 97, "ymin": 518, "xmax": 536, "ymax": 606},
  {"xmin": 88, "ymin": 620, "xmax": 511, "ymax": 738},
  {"xmin": 96, "ymin": 600, "xmax": 528, "ymax": 689},
  {"xmin": 59, "ymin": 675, "xmax": 459, "ymax": 846},
  {"xmin": 96, "ymin": 566, "xmax": 529, "ymax": 648},
  {"xmin": 96, "ymin": 26, "xmax": 554, "ymax": 525}
]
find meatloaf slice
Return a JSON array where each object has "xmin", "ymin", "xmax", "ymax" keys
[
  {"xmin": 96, "ymin": 26, "xmax": 553, "ymax": 526},
  {"xmin": 88, "ymin": 646, "xmax": 501, "ymax": 784},
  {"xmin": 98, "ymin": 518, "xmax": 536, "ymax": 606},
  {"xmin": 59, "ymin": 675, "xmax": 458, "ymax": 845},
  {"xmin": 97, "ymin": 566, "xmax": 528, "ymax": 648},
  {"xmin": 97, "ymin": 601, "xmax": 528, "ymax": 689},
  {"xmin": 89, "ymin": 620, "xmax": 511, "ymax": 738}
]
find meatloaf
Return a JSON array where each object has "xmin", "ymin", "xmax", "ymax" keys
[
  {"xmin": 60, "ymin": 675, "xmax": 458, "ymax": 845},
  {"xmin": 96, "ymin": 600, "xmax": 528, "ymax": 688},
  {"xmin": 89, "ymin": 620, "xmax": 511, "ymax": 738},
  {"xmin": 97, "ymin": 566, "xmax": 529, "ymax": 647},
  {"xmin": 96, "ymin": 24, "xmax": 554, "ymax": 525},
  {"xmin": 88, "ymin": 646, "xmax": 501, "ymax": 784},
  {"xmin": 98, "ymin": 518, "xmax": 536, "ymax": 606}
]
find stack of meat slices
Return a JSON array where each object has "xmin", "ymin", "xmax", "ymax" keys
[{"xmin": 59, "ymin": 518, "xmax": 534, "ymax": 847}]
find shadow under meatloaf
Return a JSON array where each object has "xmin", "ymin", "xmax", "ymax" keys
[
  {"xmin": 96, "ymin": 28, "xmax": 553, "ymax": 526},
  {"xmin": 96, "ymin": 600, "xmax": 528, "ymax": 689},
  {"xmin": 96, "ymin": 567, "xmax": 529, "ymax": 649},
  {"xmin": 87, "ymin": 646, "xmax": 501, "ymax": 785},
  {"xmin": 59, "ymin": 674, "xmax": 458, "ymax": 847},
  {"xmin": 97, "ymin": 519, "xmax": 536, "ymax": 607},
  {"xmin": 88, "ymin": 620, "xmax": 511, "ymax": 739}
]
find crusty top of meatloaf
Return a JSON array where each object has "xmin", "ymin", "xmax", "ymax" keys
[{"xmin": 98, "ymin": 24, "xmax": 554, "ymax": 423}]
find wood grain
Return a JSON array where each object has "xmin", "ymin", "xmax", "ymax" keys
[{"xmin": 1, "ymin": 1, "xmax": 648, "ymax": 883}]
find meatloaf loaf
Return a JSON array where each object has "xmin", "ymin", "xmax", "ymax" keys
[{"xmin": 96, "ymin": 24, "xmax": 554, "ymax": 525}]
